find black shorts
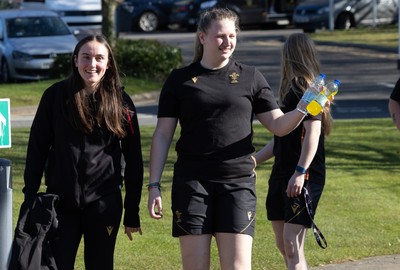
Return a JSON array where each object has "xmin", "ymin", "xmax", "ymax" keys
[
  {"xmin": 266, "ymin": 177, "xmax": 324, "ymax": 228},
  {"xmin": 171, "ymin": 175, "xmax": 257, "ymax": 237}
]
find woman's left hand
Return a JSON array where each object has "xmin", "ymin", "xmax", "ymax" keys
[
  {"xmin": 286, "ymin": 173, "xmax": 305, "ymax": 198},
  {"xmin": 124, "ymin": 226, "xmax": 142, "ymax": 241}
]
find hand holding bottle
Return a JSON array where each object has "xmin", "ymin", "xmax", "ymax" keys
[
  {"xmin": 306, "ymin": 79, "xmax": 341, "ymax": 116},
  {"xmin": 296, "ymin": 73, "xmax": 326, "ymax": 115}
]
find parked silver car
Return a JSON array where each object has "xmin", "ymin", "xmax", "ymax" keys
[
  {"xmin": 0, "ymin": 9, "xmax": 78, "ymax": 82},
  {"xmin": 293, "ymin": 0, "xmax": 398, "ymax": 33}
]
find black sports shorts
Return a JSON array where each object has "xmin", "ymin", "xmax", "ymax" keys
[
  {"xmin": 266, "ymin": 177, "xmax": 324, "ymax": 228},
  {"xmin": 171, "ymin": 174, "xmax": 256, "ymax": 237}
]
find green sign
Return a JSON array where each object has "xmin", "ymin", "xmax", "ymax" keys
[{"xmin": 0, "ymin": 98, "xmax": 11, "ymax": 148}]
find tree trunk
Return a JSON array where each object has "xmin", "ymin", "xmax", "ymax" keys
[{"xmin": 102, "ymin": 0, "xmax": 122, "ymax": 47}]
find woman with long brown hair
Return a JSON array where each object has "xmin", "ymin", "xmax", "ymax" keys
[
  {"xmin": 256, "ymin": 33, "xmax": 333, "ymax": 269},
  {"xmin": 21, "ymin": 35, "xmax": 143, "ymax": 269}
]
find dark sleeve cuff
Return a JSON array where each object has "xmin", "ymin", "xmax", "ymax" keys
[{"xmin": 123, "ymin": 207, "xmax": 140, "ymax": 228}]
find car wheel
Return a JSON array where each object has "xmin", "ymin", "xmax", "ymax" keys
[
  {"xmin": 0, "ymin": 59, "xmax": 10, "ymax": 83},
  {"xmin": 336, "ymin": 13, "xmax": 352, "ymax": 30},
  {"xmin": 138, "ymin": 12, "xmax": 159, "ymax": 32}
]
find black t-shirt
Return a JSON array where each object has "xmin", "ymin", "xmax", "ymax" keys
[
  {"xmin": 270, "ymin": 86, "xmax": 326, "ymax": 185},
  {"xmin": 390, "ymin": 78, "xmax": 400, "ymax": 101},
  {"xmin": 158, "ymin": 59, "xmax": 279, "ymax": 181}
]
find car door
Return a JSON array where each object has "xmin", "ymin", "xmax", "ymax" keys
[
  {"xmin": 219, "ymin": 0, "xmax": 266, "ymax": 25},
  {"xmin": 376, "ymin": 0, "xmax": 398, "ymax": 24},
  {"xmin": 351, "ymin": 0, "xmax": 397, "ymax": 26}
]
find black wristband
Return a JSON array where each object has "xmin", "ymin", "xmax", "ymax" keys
[
  {"xmin": 295, "ymin": 165, "xmax": 307, "ymax": 174},
  {"xmin": 147, "ymin": 182, "xmax": 161, "ymax": 191}
]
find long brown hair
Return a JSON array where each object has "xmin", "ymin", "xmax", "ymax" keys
[
  {"xmin": 280, "ymin": 33, "xmax": 333, "ymax": 135},
  {"xmin": 67, "ymin": 35, "xmax": 127, "ymax": 137},
  {"xmin": 192, "ymin": 7, "xmax": 240, "ymax": 63}
]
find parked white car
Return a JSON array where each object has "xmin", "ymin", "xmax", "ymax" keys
[
  {"xmin": 20, "ymin": 0, "xmax": 102, "ymax": 30},
  {"xmin": 0, "ymin": 9, "xmax": 78, "ymax": 82}
]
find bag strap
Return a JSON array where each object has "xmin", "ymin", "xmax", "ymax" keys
[{"xmin": 303, "ymin": 187, "xmax": 328, "ymax": 249}]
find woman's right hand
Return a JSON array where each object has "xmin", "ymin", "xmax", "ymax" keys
[{"xmin": 148, "ymin": 188, "xmax": 163, "ymax": 219}]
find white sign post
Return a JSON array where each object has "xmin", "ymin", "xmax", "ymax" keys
[{"xmin": 0, "ymin": 98, "xmax": 11, "ymax": 148}]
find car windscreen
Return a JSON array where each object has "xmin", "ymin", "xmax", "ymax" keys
[{"xmin": 6, "ymin": 16, "xmax": 71, "ymax": 38}]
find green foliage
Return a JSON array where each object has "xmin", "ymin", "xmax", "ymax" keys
[
  {"xmin": 5, "ymin": 119, "xmax": 400, "ymax": 269},
  {"xmin": 49, "ymin": 39, "xmax": 183, "ymax": 81},
  {"xmin": 51, "ymin": 53, "xmax": 72, "ymax": 79},
  {"xmin": 114, "ymin": 39, "xmax": 183, "ymax": 82}
]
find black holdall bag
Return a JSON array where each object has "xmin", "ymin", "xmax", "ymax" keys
[{"xmin": 9, "ymin": 193, "xmax": 59, "ymax": 270}]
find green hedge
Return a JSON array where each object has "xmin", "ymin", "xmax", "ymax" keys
[
  {"xmin": 52, "ymin": 39, "xmax": 183, "ymax": 82},
  {"xmin": 51, "ymin": 53, "xmax": 72, "ymax": 79},
  {"xmin": 115, "ymin": 39, "xmax": 182, "ymax": 81}
]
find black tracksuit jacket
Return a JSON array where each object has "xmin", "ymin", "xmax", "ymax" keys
[{"xmin": 23, "ymin": 80, "xmax": 144, "ymax": 228}]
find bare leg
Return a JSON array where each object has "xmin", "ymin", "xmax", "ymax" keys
[
  {"xmin": 179, "ymin": 234, "xmax": 212, "ymax": 270},
  {"xmin": 215, "ymin": 232, "xmax": 253, "ymax": 270},
  {"xmin": 271, "ymin": 220, "xmax": 288, "ymax": 267},
  {"xmin": 283, "ymin": 223, "xmax": 308, "ymax": 270}
]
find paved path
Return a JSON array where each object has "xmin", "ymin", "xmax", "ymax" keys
[{"xmin": 311, "ymin": 254, "xmax": 400, "ymax": 269}]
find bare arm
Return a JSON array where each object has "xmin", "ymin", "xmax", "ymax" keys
[
  {"xmin": 255, "ymin": 138, "xmax": 274, "ymax": 164},
  {"xmin": 148, "ymin": 117, "xmax": 178, "ymax": 219},
  {"xmin": 257, "ymin": 108, "xmax": 306, "ymax": 137},
  {"xmin": 388, "ymin": 98, "xmax": 400, "ymax": 130},
  {"xmin": 286, "ymin": 119, "xmax": 321, "ymax": 198}
]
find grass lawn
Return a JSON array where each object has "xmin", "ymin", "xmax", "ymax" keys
[
  {"xmin": 311, "ymin": 25, "xmax": 398, "ymax": 48},
  {"xmin": 3, "ymin": 118, "xmax": 400, "ymax": 270},
  {"xmin": 0, "ymin": 77, "xmax": 162, "ymax": 107}
]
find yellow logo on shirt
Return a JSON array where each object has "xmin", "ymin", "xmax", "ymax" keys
[{"xmin": 229, "ymin": 72, "xmax": 239, "ymax": 83}]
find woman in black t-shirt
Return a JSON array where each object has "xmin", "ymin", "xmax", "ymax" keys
[
  {"xmin": 256, "ymin": 33, "xmax": 333, "ymax": 269},
  {"xmin": 147, "ymin": 8, "xmax": 319, "ymax": 270}
]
